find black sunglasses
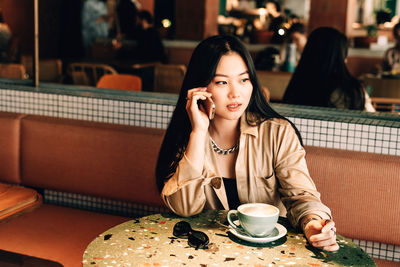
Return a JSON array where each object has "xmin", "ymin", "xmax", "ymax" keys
[{"xmin": 173, "ymin": 221, "xmax": 209, "ymax": 249}]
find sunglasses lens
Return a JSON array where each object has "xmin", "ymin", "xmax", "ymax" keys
[
  {"xmin": 173, "ymin": 221, "xmax": 209, "ymax": 249},
  {"xmin": 188, "ymin": 230, "xmax": 209, "ymax": 249},
  {"xmin": 173, "ymin": 221, "xmax": 192, "ymax": 238}
]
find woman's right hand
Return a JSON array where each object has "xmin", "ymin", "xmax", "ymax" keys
[
  {"xmin": 186, "ymin": 88, "xmax": 212, "ymax": 133},
  {"xmin": 304, "ymin": 219, "xmax": 339, "ymax": 251}
]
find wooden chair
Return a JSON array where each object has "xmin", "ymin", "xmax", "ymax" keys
[
  {"xmin": 0, "ymin": 63, "xmax": 26, "ymax": 79},
  {"xmin": 256, "ymin": 70, "xmax": 292, "ymax": 102},
  {"xmin": 6, "ymin": 36, "xmax": 20, "ymax": 63},
  {"xmin": 67, "ymin": 63, "xmax": 117, "ymax": 86},
  {"xmin": 363, "ymin": 74, "xmax": 400, "ymax": 98},
  {"xmin": 96, "ymin": 73, "xmax": 142, "ymax": 91},
  {"xmin": 131, "ymin": 62, "xmax": 161, "ymax": 69},
  {"xmin": 153, "ymin": 64, "xmax": 186, "ymax": 94},
  {"xmin": 21, "ymin": 55, "xmax": 63, "ymax": 83},
  {"xmin": 371, "ymin": 97, "xmax": 400, "ymax": 114}
]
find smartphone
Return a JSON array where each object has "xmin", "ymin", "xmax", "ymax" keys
[{"xmin": 200, "ymin": 96, "xmax": 215, "ymax": 120}]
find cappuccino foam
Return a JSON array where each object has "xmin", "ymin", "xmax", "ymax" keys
[{"xmin": 239, "ymin": 204, "xmax": 277, "ymax": 217}]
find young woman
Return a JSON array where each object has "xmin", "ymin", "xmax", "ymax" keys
[
  {"xmin": 283, "ymin": 27, "xmax": 375, "ymax": 112},
  {"xmin": 156, "ymin": 35, "xmax": 338, "ymax": 251}
]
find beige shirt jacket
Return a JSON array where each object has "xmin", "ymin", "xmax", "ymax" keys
[{"xmin": 162, "ymin": 114, "xmax": 332, "ymax": 229}]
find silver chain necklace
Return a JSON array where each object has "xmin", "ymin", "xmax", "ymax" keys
[{"xmin": 210, "ymin": 137, "xmax": 239, "ymax": 155}]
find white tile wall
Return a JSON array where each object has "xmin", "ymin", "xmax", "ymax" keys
[
  {"xmin": 290, "ymin": 117, "xmax": 400, "ymax": 156},
  {"xmin": 0, "ymin": 89, "xmax": 398, "ymax": 155}
]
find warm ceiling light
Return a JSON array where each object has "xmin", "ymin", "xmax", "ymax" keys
[{"xmin": 162, "ymin": 19, "xmax": 172, "ymax": 28}]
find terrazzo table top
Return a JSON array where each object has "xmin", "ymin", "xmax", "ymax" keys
[{"xmin": 82, "ymin": 210, "xmax": 376, "ymax": 267}]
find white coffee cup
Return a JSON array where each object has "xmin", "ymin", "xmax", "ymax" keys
[{"xmin": 227, "ymin": 203, "xmax": 279, "ymax": 237}]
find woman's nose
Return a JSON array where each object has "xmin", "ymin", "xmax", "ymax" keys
[{"xmin": 228, "ymin": 83, "xmax": 240, "ymax": 98}]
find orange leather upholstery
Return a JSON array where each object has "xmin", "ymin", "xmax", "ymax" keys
[
  {"xmin": 20, "ymin": 115, "xmax": 165, "ymax": 207},
  {"xmin": 373, "ymin": 258, "xmax": 400, "ymax": 267},
  {"xmin": 96, "ymin": 73, "xmax": 142, "ymax": 91},
  {"xmin": 0, "ymin": 113, "xmax": 42, "ymax": 223},
  {"xmin": 0, "ymin": 111, "xmax": 165, "ymax": 266},
  {"xmin": 0, "ymin": 112, "xmax": 25, "ymax": 184},
  {"xmin": 305, "ymin": 146, "xmax": 400, "ymax": 246},
  {"xmin": 0, "ymin": 204, "xmax": 128, "ymax": 267},
  {"xmin": 0, "ymin": 184, "xmax": 42, "ymax": 222}
]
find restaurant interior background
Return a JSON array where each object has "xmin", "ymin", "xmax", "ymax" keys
[
  {"xmin": 1, "ymin": 0, "xmax": 399, "ymax": 54},
  {"xmin": 0, "ymin": 1, "xmax": 399, "ymax": 266},
  {"xmin": 0, "ymin": 1, "xmax": 398, "ymax": 66},
  {"xmin": 1, "ymin": 0, "xmax": 400, "ymax": 104}
]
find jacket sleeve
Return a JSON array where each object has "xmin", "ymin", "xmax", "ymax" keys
[
  {"xmin": 161, "ymin": 154, "xmax": 218, "ymax": 217},
  {"xmin": 273, "ymin": 123, "xmax": 332, "ymax": 229}
]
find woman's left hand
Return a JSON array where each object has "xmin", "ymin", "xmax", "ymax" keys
[{"xmin": 304, "ymin": 219, "xmax": 339, "ymax": 251}]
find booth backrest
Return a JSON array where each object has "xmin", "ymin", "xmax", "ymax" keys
[
  {"xmin": 18, "ymin": 114, "xmax": 400, "ymax": 246},
  {"xmin": 0, "ymin": 112, "xmax": 24, "ymax": 184},
  {"xmin": 19, "ymin": 115, "xmax": 165, "ymax": 207},
  {"xmin": 305, "ymin": 145, "xmax": 400, "ymax": 246}
]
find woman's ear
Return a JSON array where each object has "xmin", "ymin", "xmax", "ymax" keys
[{"xmin": 262, "ymin": 86, "xmax": 270, "ymax": 102}]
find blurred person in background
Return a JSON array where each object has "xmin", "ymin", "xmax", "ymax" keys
[
  {"xmin": 254, "ymin": 46, "xmax": 280, "ymax": 71},
  {"xmin": 0, "ymin": 9, "xmax": 12, "ymax": 62},
  {"xmin": 265, "ymin": 0, "xmax": 286, "ymax": 44},
  {"xmin": 81, "ymin": 0, "xmax": 114, "ymax": 58},
  {"xmin": 135, "ymin": 10, "xmax": 167, "ymax": 63},
  {"xmin": 382, "ymin": 22, "xmax": 400, "ymax": 74},
  {"xmin": 287, "ymin": 22, "xmax": 307, "ymax": 55},
  {"xmin": 115, "ymin": 0, "xmax": 139, "ymax": 40},
  {"xmin": 279, "ymin": 22, "xmax": 307, "ymax": 69},
  {"xmin": 255, "ymin": 22, "xmax": 306, "ymax": 72},
  {"xmin": 283, "ymin": 27, "xmax": 375, "ymax": 112},
  {"xmin": 113, "ymin": 10, "xmax": 166, "ymax": 63}
]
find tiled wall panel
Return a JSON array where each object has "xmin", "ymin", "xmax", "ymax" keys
[{"xmin": 0, "ymin": 87, "xmax": 398, "ymax": 155}]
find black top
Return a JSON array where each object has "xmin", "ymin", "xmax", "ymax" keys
[
  {"xmin": 223, "ymin": 178, "xmax": 241, "ymax": 210},
  {"xmin": 117, "ymin": 0, "xmax": 138, "ymax": 39},
  {"xmin": 135, "ymin": 27, "xmax": 167, "ymax": 63}
]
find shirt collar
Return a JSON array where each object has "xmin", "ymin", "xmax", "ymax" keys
[{"xmin": 240, "ymin": 112, "xmax": 258, "ymax": 138}]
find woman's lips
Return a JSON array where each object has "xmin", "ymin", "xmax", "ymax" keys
[{"xmin": 227, "ymin": 103, "xmax": 242, "ymax": 111}]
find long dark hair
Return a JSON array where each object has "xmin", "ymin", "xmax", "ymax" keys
[
  {"xmin": 155, "ymin": 35, "xmax": 302, "ymax": 192},
  {"xmin": 283, "ymin": 27, "xmax": 365, "ymax": 110}
]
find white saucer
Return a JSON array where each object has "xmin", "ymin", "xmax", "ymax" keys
[{"xmin": 228, "ymin": 222, "xmax": 287, "ymax": 244}]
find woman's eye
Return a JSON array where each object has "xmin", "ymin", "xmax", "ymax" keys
[
  {"xmin": 215, "ymin": 81, "xmax": 227, "ymax": 85},
  {"xmin": 241, "ymin": 78, "xmax": 250, "ymax": 83}
]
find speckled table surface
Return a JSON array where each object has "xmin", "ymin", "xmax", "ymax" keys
[{"xmin": 82, "ymin": 210, "xmax": 376, "ymax": 267}]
